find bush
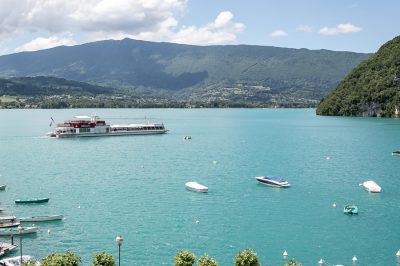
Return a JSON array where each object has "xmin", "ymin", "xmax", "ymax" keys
[
  {"xmin": 234, "ymin": 249, "xmax": 260, "ymax": 266},
  {"xmin": 41, "ymin": 252, "xmax": 81, "ymax": 266},
  {"xmin": 21, "ymin": 260, "xmax": 37, "ymax": 266},
  {"xmin": 173, "ymin": 250, "xmax": 196, "ymax": 266},
  {"xmin": 198, "ymin": 254, "xmax": 219, "ymax": 266},
  {"xmin": 283, "ymin": 258, "xmax": 302, "ymax": 266},
  {"xmin": 92, "ymin": 252, "xmax": 115, "ymax": 266}
]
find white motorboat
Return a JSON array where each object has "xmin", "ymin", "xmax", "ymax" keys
[
  {"xmin": 18, "ymin": 215, "xmax": 63, "ymax": 222},
  {"xmin": 255, "ymin": 176, "xmax": 290, "ymax": 187},
  {"xmin": 360, "ymin": 180, "xmax": 382, "ymax": 193},
  {"xmin": 185, "ymin": 182, "xmax": 208, "ymax": 193}
]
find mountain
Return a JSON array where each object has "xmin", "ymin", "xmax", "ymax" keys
[
  {"xmin": 0, "ymin": 76, "xmax": 114, "ymax": 96},
  {"xmin": 316, "ymin": 35, "xmax": 400, "ymax": 117},
  {"xmin": 0, "ymin": 38, "xmax": 370, "ymax": 103}
]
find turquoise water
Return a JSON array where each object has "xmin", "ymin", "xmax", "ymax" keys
[{"xmin": 0, "ymin": 108, "xmax": 399, "ymax": 266}]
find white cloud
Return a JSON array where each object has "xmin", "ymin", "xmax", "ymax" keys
[
  {"xmin": 170, "ymin": 11, "xmax": 245, "ymax": 45},
  {"xmin": 319, "ymin": 23, "xmax": 362, "ymax": 35},
  {"xmin": 297, "ymin": 25, "xmax": 312, "ymax": 32},
  {"xmin": 0, "ymin": 1, "xmax": 245, "ymax": 51},
  {"xmin": 269, "ymin": 30, "xmax": 288, "ymax": 37},
  {"xmin": 15, "ymin": 35, "xmax": 77, "ymax": 52}
]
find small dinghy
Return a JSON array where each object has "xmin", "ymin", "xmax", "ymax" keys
[
  {"xmin": 343, "ymin": 205, "xmax": 358, "ymax": 215},
  {"xmin": 0, "ymin": 185, "xmax": 6, "ymax": 190},
  {"xmin": 360, "ymin": 180, "xmax": 381, "ymax": 193},
  {"xmin": 185, "ymin": 182, "xmax": 208, "ymax": 193}
]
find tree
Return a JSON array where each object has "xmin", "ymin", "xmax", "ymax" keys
[
  {"xmin": 173, "ymin": 250, "xmax": 196, "ymax": 266},
  {"xmin": 234, "ymin": 249, "xmax": 260, "ymax": 266},
  {"xmin": 41, "ymin": 252, "xmax": 81, "ymax": 266},
  {"xmin": 198, "ymin": 254, "xmax": 219, "ymax": 266},
  {"xmin": 92, "ymin": 252, "xmax": 115, "ymax": 266},
  {"xmin": 283, "ymin": 258, "xmax": 302, "ymax": 266}
]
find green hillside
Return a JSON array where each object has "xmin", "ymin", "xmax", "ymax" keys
[
  {"xmin": 317, "ymin": 35, "xmax": 400, "ymax": 117},
  {"xmin": 0, "ymin": 39, "xmax": 369, "ymax": 104},
  {"xmin": 0, "ymin": 76, "xmax": 115, "ymax": 96}
]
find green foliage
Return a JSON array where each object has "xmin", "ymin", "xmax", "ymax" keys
[
  {"xmin": 92, "ymin": 252, "xmax": 115, "ymax": 266},
  {"xmin": 21, "ymin": 260, "xmax": 37, "ymax": 266},
  {"xmin": 317, "ymin": 35, "xmax": 400, "ymax": 117},
  {"xmin": 41, "ymin": 252, "xmax": 81, "ymax": 266},
  {"xmin": 283, "ymin": 258, "xmax": 302, "ymax": 266},
  {"xmin": 234, "ymin": 249, "xmax": 260, "ymax": 266},
  {"xmin": 173, "ymin": 250, "xmax": 196, "ymax": 266},
  {"xmin": 198, "ymin": 254, "xmax": 220, "ymax": 266}
]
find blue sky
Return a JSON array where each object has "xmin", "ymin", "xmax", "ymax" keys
[{"xmin": 0, "ymin": 0, "xmax": 398, "ymax": 55}]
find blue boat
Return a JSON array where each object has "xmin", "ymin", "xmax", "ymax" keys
[{"xmin": 343, "ymin": 205, "xmax": 358, "ymax": 215}]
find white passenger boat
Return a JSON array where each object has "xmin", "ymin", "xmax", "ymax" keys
[
  {"xmin": 255, "ymin": 176, "xmax": 290, "ymax": 187},
  {"xmin": 0, "ymin": 226, "xmax": 37, "ymax": 236},
  {"xmin": 185, "ymin": 182, "xmax": 208, "ymax": 193},
  {"xmin": 360, "ymin": 180, "xmax": 382, "ymax": 193},
  {"xmin": 48, "ymin": 116, "xmax": 167, "ymax": 138},
  {"xmin": 18, "ymin": 215, "xmax": 63, "ymax": 222}
]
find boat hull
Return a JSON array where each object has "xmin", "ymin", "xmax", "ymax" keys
[
  {"xmin": 0, "ymin": 226, "xmax": 37, "ymax": 236},
  {"xmin": 15, "ymin": 198, "xmax": 49, "ymax": 204},
  {"xmin": 185, "ymin": 182, "xmax": 208, "ymax": 193},
  {"xmin": 361, "ymin": 181, "xmax": 382, "ymax": 193},
  {"xmin": 55, "ymin": 130, "xmax": 168, "ymax": 138},
  {"xmin": 255, "ymin": 176, "xmax": 290, "ymax": 187},
  {"xmin": 19, "ymin": 215, "xmax": 63, "ymax": 222}
]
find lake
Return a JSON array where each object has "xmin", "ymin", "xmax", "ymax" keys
[{"xmin": 0, "ymin": 108, "xmax": 399, "ymax": 266}]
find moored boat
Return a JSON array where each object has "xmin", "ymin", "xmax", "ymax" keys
[
  {"xmin": 0, "ymin": 226, "xmax": 37, "ymax": 236},
  {"xmin": 0, "ymin": 185, "xmax": 6, "ymax": 191},
  {"xmin": 0, "ymin": 216, "xmax": 19, "ymax": 228},
  {"xmin": 48, "ymin": 115, "xmax": 168, "ymax": 138},
  {"xmin": 15, "ymin": 198, "xmax": 49, "ymax": 204},
  {"xmin": 360, "ymin": 180, "xmax": 382, "ymax": 193},
  {"xmin": 18, "ymin": 215, "xmax": 63, "ymax": 222},
  {"xmin": 343, "ymin": 205, "xmax": 358, "ymax": 215},
  {"xmin": 255, "ymin": 176, "xmax": 290, "ymax": 187},
  {"xmin": 392, "ymin": 151, "xmax": 400, "ymax": 156},
  {"xmin": 185, "ymin": 182, "xmax": 208, "ymax": 193}
]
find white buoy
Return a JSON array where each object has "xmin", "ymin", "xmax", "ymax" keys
[
  {"xmin": 332, "ymin": 202, "xmax": 336, "ymax": 208},
  {"xmin": 78, "ymin": 205, "xmax": 81, "ymax": 209},
  {"xmin": 318, "ymin": 258, "xmax": 324, "ymax": 264},
  {"xmin": 195, "ymin": 220, "xmax": 199, "ymax": 224},
  {"xmin": 213, "ymin": 160, "xmax": 217, "ymax": 164},
  {"xmin": 47, "ymin": 229, "xmax": 51, "ymax": 234},
  {"xmin": 326, "ymin": 156, "xmax": 330, "ymax": 160},
  {"xmin": 396, "ymin": 249, "xmax": 400, "ymax": 256},
  {"xmin": 352, "ymin": 256, "xmax": 357, "ymax": 262},
  {"xmin": 283, "ymin": 250, "xmax": 288, "ymax": 257}
]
